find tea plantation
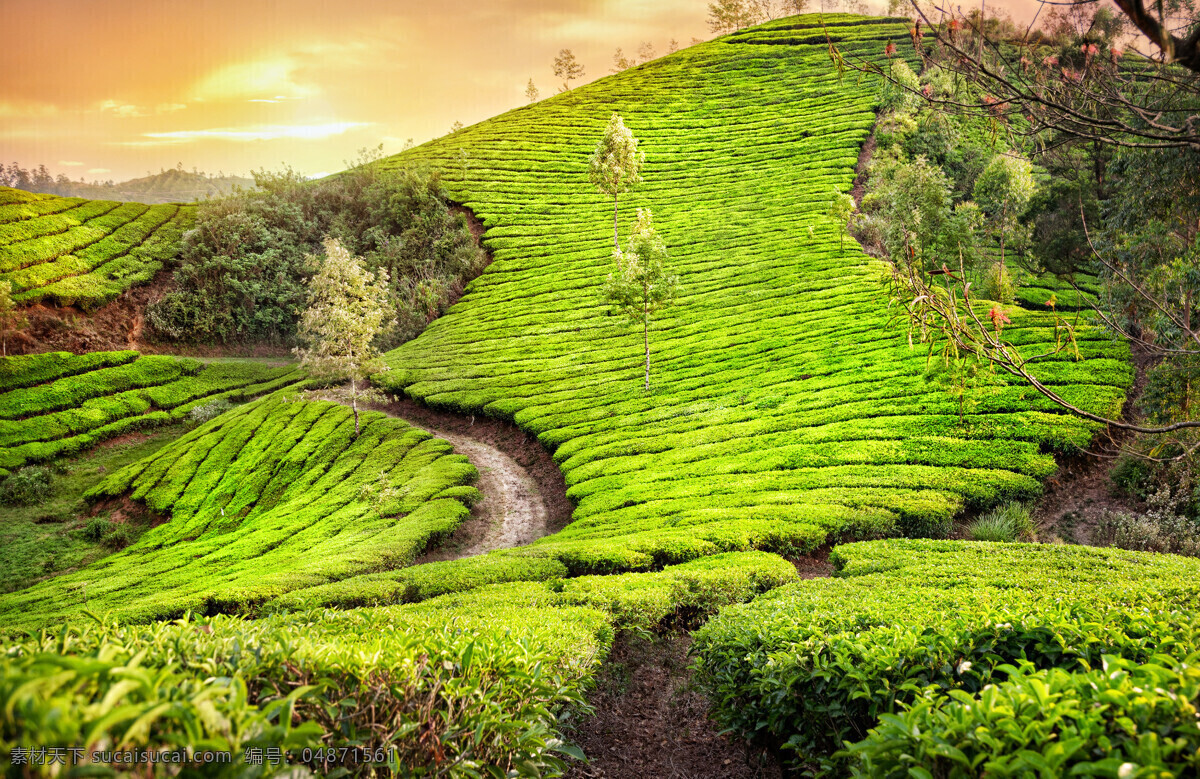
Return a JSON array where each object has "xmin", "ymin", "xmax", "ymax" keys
[
  {"xmin": 1, "ymin": 13, "xmax": 1190, "ymax": 778},
  {"xmin": 0, "ymin": 351, "xmax": 300, "ymax": 475},
  {"xmin": 0, "ymin": 394, "xmax": 482, "ymax": 628},
  {"xmin": 0, "ymin": 186, "xmax": 196, "ymax": 309},
  {"xmin": 368, "ymin": 13, "xmax": 1129, "ymax": 577},
  {"xmin": 693, "ymin": 540, "xmax": 1200, "ymax": 774}
]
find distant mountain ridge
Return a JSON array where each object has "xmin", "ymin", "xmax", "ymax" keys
[{"xmin": 0, "ymin": 165, "xmax": 255, "ymax": 204}]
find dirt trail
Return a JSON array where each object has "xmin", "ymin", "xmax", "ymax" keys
[
  {"xmin": 331, "ymin": 394, "xmax": 566, "ymax": 560},
  {"xmin": 409, "ymin": 421, "xmax": 549, "ymax": 556}
]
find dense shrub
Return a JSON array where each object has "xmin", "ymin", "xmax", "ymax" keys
[
  {"xmin": 81, "ymin": 516, "xmax": 114, "ymax": 541},
  {"xmin": 692, "ymin": 540, "xmax": 1200, "ymax": 775},
  {"xmin": 188, "ymin": 397, "xmax": 234, "ymax": 424},
  {"xmin": 0, "ymin": 466, "xmax": 51, "ymax": 505},
  {"xmin": 1096, "ymin": 486, "xmax": 1200, "ymax": 557},
  {"xmin": 147, "ymin": 160, "xmax": 486, "ymax": 345},
  {"xmin": 846, "ymin": 655, "xmax": 1200, "ymax": 777}
]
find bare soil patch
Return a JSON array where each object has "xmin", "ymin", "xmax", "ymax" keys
[
  {"xmin": 564, "ymin": 632, "xmax": 782, "ymax": 779},
  {"xmin": 788, "ymin": 546, "xmax": 834, "ymax": 578}
]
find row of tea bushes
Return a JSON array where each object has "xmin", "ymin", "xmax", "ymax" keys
[
  {"xmin": 0, "ymin": 351, "xmax": 301, "ymax": 474},
  {"xmin": 692, "ymin": 539, "xmax": 1200, "ymax": 775},
  {"xmin": 0, "ymin": 396, "xmax": 480, "ymax": 630},
  {"xmin": 0, "ymin": 186, "xmax": 195, "ymax": 309}
]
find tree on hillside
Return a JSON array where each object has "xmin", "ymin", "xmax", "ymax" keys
[
  {"xmin": 525, "ymin": 78, "xmax": 540, "ymax": 103},
  {"xmin": 294, "ymin": 238, "xmax": 394, "ymax": 437},
  {"xmin": 637, "ymin": 42, "xmax": 657, "ymax": 63},
  {"xmin": 708, "ymin": 0, "xmax": 809, "ymax": 34},
  {"xmin": 603, "ymin": 209, "xmax": 679, "ymax": 391},
  {"xmin": 589, "ymin": 113, "xmax": 647, "ymax": 249},
  {"xmin": 553, "ymin": 49, "xmax": 586, "ymax": 92},
  {"xmin": 827, "ymin": 187, "xmax": 857, "ymax": 254},
  {"xmin": 612, "ymin": 48, "xmax": 636, "ymax": 73},
  {"xmin": 973, "ymin": 154, "xmax": 1036, "ymax": 272}
]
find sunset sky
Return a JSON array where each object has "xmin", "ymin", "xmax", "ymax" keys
[{"xmin": 1, "ymin": 0, "xmax": 1035, "ymax": 183}]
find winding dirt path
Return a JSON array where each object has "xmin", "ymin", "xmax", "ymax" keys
[
  {"xmin": 324, "ymin": 393, "xmax": 565, "ymax": 560},
  {"xmin": 409, "ymin": 422, "xmax": 549, "ymax": 556}
]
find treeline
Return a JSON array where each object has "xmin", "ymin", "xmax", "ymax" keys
[
  {"xmin": 0, "ymin": 163, "xmax": 255, "ymax": 204},
  {"xmin": 147, "ymin": 150, "xmax": 487, "ymax": 348}
]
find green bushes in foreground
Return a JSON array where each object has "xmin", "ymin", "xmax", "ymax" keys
[
  {"xmin": 847, "ymin": 654, "xmax": 1200, "ymax": 777},
  {"xmin": 3, "ymin": 551, "xmax": 794, "ymax": 776},
  {"xmin": 692, "ymin": 539, "xmax": 1200, "ymax": 775}
]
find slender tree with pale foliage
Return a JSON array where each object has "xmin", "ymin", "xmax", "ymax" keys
[
  {"xmin": 603, "ymin": 209, "xmax": 679, "ymax": 391},
  {"xmin": 589, "ymin": 113, "xmax": 646, "ymax": 249},
  {"xmin": 827, "ymin": 188, "xmax": 857, "ymax": 254},
  {"xmin": 294, "ymin": 238, "xmax": 393, "ymax": 437},
  {"xmin": 525, "ymin": 78, "xmax": 539, "ymax": 103},
  {"xmin": 553, "ymin": 49, "xmax": 585, "ymax": 92}
]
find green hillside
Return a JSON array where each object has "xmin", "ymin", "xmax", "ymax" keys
[
  {"xmin": 0, "ymin": 186, "xmax": 195, "ymax": 309},
  {"xmin": 362, "ymin": 13, "xmax": 1127, "ymax": 576},
  {"xmin": 0, "ymin": 395, "xmax": 480, "ymax": 627},
  {"xmin": 0, "ymin": 351, "xmax": 300, "ymax": 476},
  {"xmin": 1, "ymin": 13, "xmax": 1180, "ymax": 776}
]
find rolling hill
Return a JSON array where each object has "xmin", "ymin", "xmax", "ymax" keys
[
  {"xmin": 0, "ymin": 186, "xmax": 195, "ymax": 310},
  {"xmin": 3, "ymin": 14, "xmax": 1185, "ymax": 777}
]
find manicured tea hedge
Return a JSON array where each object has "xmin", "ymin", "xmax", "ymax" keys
[
  {"xmin": 0, "ymin": 187, "xmax": 196, "ymax": 309},
  {"xmin": 0, "ymin": 351, "xmax": 301, "ymax": 474},
  {"xmin": 2, "ymin": 550, "xmax": 795, "ymax": 776},
  {"xmin": 364, "ymin": 14, "xmax": 1128, "ymax": 577},
  {"xmin": 692, "ymin": 539, "xmax": 1200, "ymax": 774},
  {"xmin": 0, "ymin": 395, "xmax": 484, "ymax": 629}
]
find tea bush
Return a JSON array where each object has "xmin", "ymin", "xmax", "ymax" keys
[
  {"xmin": 847, "ymin": 655, "xmax": 1200, "ymax": 777},
  {"xmin": 692, "ymin": 539, "xmax": 1200, "ymax": 774}
]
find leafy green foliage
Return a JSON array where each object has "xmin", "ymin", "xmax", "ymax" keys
[
  {"xmin": 369, "ymin": 14, "xmax": 1126, "ymax": 573},
  {"xmin": 846, "ymin": 655, "xmax": 1200, "ymax": 777},
  {"xmin": 603, "ymin": 208, "xmax": 679, "ymax": 390},
  {"xmin": 692, "ymin": 539, "xmax": 1200, "ymax": 774},
  {"xmin": 973, "ymin": 154, "xmax": 1036, "ymax": 268},
  {"xmin": 589, "ymin": 112, "xmax": 646, "ymax": 248},
  {"xmin": 146, "ymin": 162, "xmax": 485, "ymax": 345},
  {"xmin": 294, "ymin": 238, "xmax": 392, "ymax": 435}
]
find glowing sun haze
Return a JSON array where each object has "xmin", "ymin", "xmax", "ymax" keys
[{"xmin": 1, "ymin": 0, "xmax": 1036, "ymax": 183}]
